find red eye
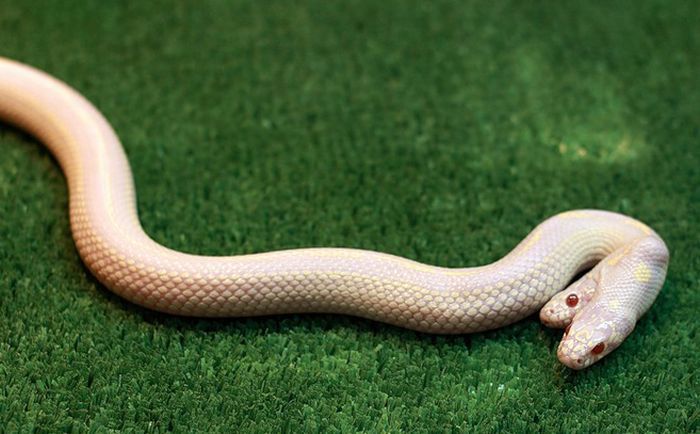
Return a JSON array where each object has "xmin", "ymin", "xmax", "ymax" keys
[
  {"xmin": 591, "ymin": 342, "xmax": 605, "ymax": 355},
  {"xmin": 566, "ymin": 294, "xmax": 579, "ymax": 307}
]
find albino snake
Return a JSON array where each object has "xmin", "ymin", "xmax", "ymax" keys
[{"xmin": 0, "ymin": 57, "xmax": 670, "ymax": 369}]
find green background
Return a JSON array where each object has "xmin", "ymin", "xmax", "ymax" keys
[{"xmin": 1, "ymin": 0, "xmax": 698, "ymax": 432}]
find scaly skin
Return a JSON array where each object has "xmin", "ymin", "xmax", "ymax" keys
[{"xmin": 0, "ymin": 57, "xmax": 670, "ymax": 369}]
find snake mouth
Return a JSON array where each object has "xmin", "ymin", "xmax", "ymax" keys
[
  {"xmin": 539, "ymin": 305, "xmax": 574, "ymax": 329},
  {"xmin": 557, "ymin": 349, "xmax": 593, "ymax": 370},
  {"xmin": 557, "ymin": 340, "xmax": 598, "ymax": 370}
]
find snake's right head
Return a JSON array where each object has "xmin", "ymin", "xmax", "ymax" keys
[{"xmin": 556, "ymin": 304, "xmax": 635, "ymax": 369}]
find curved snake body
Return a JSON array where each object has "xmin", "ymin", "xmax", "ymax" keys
[{"xmin": 0, "ymin": 58, "xmax": 670, "ymax": 369}]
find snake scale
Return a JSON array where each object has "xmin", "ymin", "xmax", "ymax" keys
[{"xmin": 0, "ymin": 57, "xmax": 669, "ymax": 369}]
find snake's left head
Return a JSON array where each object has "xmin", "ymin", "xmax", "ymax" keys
[
  {"xmin": 556, "ymin": 304, "xmax": 635, "ymax": 370},
  {"xmin": 540, "ymin": 267, "xmax": 600, "ymax": 328}
]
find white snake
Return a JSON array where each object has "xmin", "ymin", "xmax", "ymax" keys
[{"xmin": 0, "ymin": 57, "xmax": 670, "ymax": 369}]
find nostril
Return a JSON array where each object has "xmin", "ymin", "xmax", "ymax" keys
[{"xmin": 576, "ymin": 358, "xmax": 582, "ymax": 365}]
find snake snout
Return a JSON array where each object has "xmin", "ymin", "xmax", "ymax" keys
[{"xmin": 539, "ymin": 307, "xmax": 564, "ymax": 328}]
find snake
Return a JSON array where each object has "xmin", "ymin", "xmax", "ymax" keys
[{"xmin": 0, "ymin": 57, "xmax": 670, "ymax": 369}]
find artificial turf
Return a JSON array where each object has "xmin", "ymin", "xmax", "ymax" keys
[{"xmin": 1, "ymin": 0, "xmax": 698, "ymax": 432}]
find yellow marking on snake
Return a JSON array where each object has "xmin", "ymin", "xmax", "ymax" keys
[{"xmin": 634, "ymin": 263, "xmax": 652, "ymax": 284}]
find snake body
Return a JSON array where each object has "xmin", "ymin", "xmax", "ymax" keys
[{"xmin": 0, "ymin": 57, "xmax": 669, "ymax": 369}]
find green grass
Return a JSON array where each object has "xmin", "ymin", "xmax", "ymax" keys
[{"xmin": 1, "ymin": 0, "xmax": 698, "ymax": 432}]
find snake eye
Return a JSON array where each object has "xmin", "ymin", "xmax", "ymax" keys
[
  {"xmin": 591, "ymin": 342, "xmax": 605, "ymax": 355},
  {"xmin": 566, "ymin": 294, "xmax": 579, "ymax": 307}
]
